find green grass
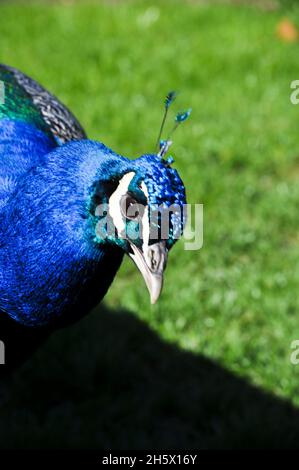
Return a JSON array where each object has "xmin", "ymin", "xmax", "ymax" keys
[{"xmin": 1, "ymin": 0, "xmax": 299, "ymax": 449}]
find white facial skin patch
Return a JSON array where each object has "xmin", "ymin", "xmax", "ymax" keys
[
  {"xmin": 108, "ymin": 173, "xmax": 150, "ymax": 242},
  {"xmin": 140, "ymin": 181, "xmax": 150, "ymax": 249},
  {"xmin": 108, "ymin": 172, "xmax": 136, "ymax": 236}
]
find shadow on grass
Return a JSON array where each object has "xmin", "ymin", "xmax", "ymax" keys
[{"xmin": 0, "ymin": 304, "xmax": 299, "ymax": 449}]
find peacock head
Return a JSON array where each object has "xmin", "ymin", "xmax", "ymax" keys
[{"xmin": 90, "ymin": 92, "xmax": 190, "ymax": 304}]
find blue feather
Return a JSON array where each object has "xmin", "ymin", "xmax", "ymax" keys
[
  {"xmin": 165, "ymin": 90, "xmax": 177, "ymax": 109},
  {"xmin": 0, "ymin": 65, "xmax": 187, "ymax": 330},
  {"xmin": 175, "ymin": 108, "xmax": 192, "ymax": 123}
]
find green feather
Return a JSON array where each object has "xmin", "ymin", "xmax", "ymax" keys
[{"xmin": 0, "ymin": 66, "xmax": 54, "ymax": 140}]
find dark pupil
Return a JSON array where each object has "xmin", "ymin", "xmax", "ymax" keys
[{"xmin": 122, "ymin": 195, "xmax": 143, "ymax": 220}]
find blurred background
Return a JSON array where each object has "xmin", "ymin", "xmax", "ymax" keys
[{"xmin": 1, "ymin": 0, "xmax": 299, "ymax": 449}]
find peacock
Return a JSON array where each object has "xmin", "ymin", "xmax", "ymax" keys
[{"xmin": 0, "ymin": 64, "xmax": 189, "ymax": 368}]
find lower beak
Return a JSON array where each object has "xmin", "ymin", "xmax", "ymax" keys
[{"xmin": 128, "ymin": 241, "xmax": 168, "ymax": 304}]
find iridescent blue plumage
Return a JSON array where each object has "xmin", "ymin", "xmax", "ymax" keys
[
  {"xmin": 0, "ymin": 64, "xmax": 187, "ymax": 336},
  {"xmin": 132, "ymin": 154, "xmax": 186, "ymax": 245}
]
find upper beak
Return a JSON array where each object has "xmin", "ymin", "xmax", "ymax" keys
[{"xmin": 128, "ymin": 241, "xmax": 168, "ymax": 304}]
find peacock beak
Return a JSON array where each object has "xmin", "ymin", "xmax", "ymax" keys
[{"xmin": 128, "ymin": 241, "xmax": 168, "ymax": 304}]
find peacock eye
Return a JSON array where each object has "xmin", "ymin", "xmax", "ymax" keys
[{"xmin": 120, "ymin": 194, "xmax": 144, "ymax": 221}]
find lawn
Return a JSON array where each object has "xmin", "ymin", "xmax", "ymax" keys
[{"xmin": 1, "ymin": 0, "xmax": 299, "ymax": 449}]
